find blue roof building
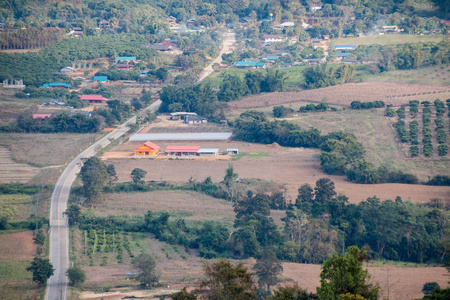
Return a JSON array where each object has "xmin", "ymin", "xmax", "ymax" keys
[
  {"xmin": 233, "ymin": 61, "xmax": 266, "ymax": 68},
  {"xmin": 335, "ymin": 53, "xmax": 351, "ymax": 58},
  {"xmin": 332, "ymin": 45, "xmax": 357, "ymax": 50},
  {"xmin": 116, "ymin": 56, "xmax": 136, "ymax": 61},
  {"xmin": 91, "ymin": 76, "xmax": 108, "ymax": 82},
  {"xmin": 265, "ymin": 56, "xmax": 280, "ymax": 60},
  {"xmin": 39, "ymin": 83, "xmax": 71, "ymax": 88}
]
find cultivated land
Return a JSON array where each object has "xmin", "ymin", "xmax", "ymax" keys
[
  {"xmin": 232, "ymin": 82, "xmax": 450, "ymax": 109},
  {"xmin": 0, "ymin": 231, "xmax": 38, "ymax": 299}
]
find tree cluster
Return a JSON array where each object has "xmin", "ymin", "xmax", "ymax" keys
[
  {"xmin": 350, "ymin": 101, "xmax": 385, "ymax": 110},
  {"xmin": 303, "ymin": 64, "xmax": 354, "ymax": 89}
]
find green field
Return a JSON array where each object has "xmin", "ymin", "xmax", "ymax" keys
[
  {"xmin": 330, "ymin": 34, "xmax": 445, "ymax": 47},
  {"xmin": 0, "ymin": 260, "xmax": 34, "ymax": 299}
]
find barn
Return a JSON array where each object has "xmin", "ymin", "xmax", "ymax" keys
[
  {"xmin": 134, "ymin": 141, "xmax": 160, "ymax": 156},
  {"xmin": 166, "ymin": 145, "xmax": 200, "ymax": 156}
]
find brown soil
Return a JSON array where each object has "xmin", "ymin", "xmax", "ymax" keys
[
  {"xmin": 0, "ymin": 231, "xmax": 37, "ymax": 260},
  {"xmin": 109, "ymin": 140, "xmax": 449, "ymax": 204},
  {"xmin": 233, "ymin": 82, "xmax": 450, "ymax": 109}
]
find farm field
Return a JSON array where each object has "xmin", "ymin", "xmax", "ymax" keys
[
  {"xmin": 232, "ymin": 82, "xmax": 450, "ymax": 109},
  {"xmin": 0, "ymin": 89, "xmax": 47, "ymax": 124},
  {"xmin": 107, "ymin": 140, "xmax": 449, "ymax": 204},
  {"xmin": 0, "ymin": 231, "xmax": 37, "ymax": 299},
  {"xmin": 330, "ymin": 34, "xmax": 445, "ymax": 46}
]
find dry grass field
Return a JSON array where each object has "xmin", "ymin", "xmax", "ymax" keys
[
  {"xmin": 232, "ymin": 82, "xmax": 450, "ymax": 109},
  {"xmin": 0, "ymin": 146, "xmax": 39, "ymax": 183}
]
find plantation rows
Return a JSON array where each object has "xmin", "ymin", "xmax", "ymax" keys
[
  {"xmin": 83, "ymin": 229, "xmax": 134, "ymax": 266},
  {"xmin": 392, "ymin": 99, "xmax": 449, "ymax": 157}
]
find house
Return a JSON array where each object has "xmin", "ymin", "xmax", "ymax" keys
[
  {"xmin": 116, "ymin": 56, "xmax": 137, "ymax": 62},
  {"xmin": 33, "ymin": 114, "xmax": 52, "ymax": 119},
  {"xmin": 60, "ymin": 67, "xmax": 77, "ymax": 73},
  {"xmin": 80, "ymin": 95, "xmax": 109, "ymax": 104},
  {"xmin": 185, "ymin": 115, "xmax": 207, "ymax": 124},
  {"xmin": 170, "ymin": 112, "xmax": 197, "ymax": 120},
  {"xmin": 187, "ymin": 18, "xmax": 195, "ymax": 26},
  {"xmin": 280, "ymin": 22, "xmax": 295, "ymax": 27},
  {"xmin": 98, "ymin": 20, "xmax": 110, "ymax": 29},
  {"xmin": 310, "ymin": 6, "xmax": 322, "ymax": 12},
  {"xmin": 134, "ymin": 141, "xmax": 160, "ymax": 156},
  {"xmin": 197, "ymin": 148, "xmax": 219, "ymax": 156},
  {"xmin": 233, "ymin": 61, "xmax": 266, "ymax": 69},
  {"xmin": 264, "ymin": 35, "xmax": 283, "ymax": 43},
  {"xmin": 227, "ymin": 148, "xmax": 239, "ymax": 155},
  {"xmin": 335, "ymin": 53, "xmax": 351, "ymax": 59},
  {"xmin": 332, "ymin": 45, "xmax": 357, "ymax": 51},
  {"xmin": 116, "ymin": 63, "xmax": 133, "ymax": 70},
  {"xmin": 141, "ymin": 43, "xmax": 176, "ymax": 52},
  {"xmin": 343, "ymin": 57, "xmax": 358, "ymax": 64},
  {"xmin": 166, "ymin": 16, "xmax": 177, "ymax": 24},
  {"xmin": 39, "ymin": 83, "xmax": 71, "ymax": 89},
  {"xmin": 382, "ymin": 25, "xmax": 399, "ymax": 32},
  {"xmin": 264, "ymin": 56, "xmax": 280, "ymax": 61},
  {"xmin": 166, "ymin": 145, "xmax": 200, "ymax": 156},
  {"xmin": 307, "ymin": 58, "xmax": 326, "ymax": 65},
  {"xmin": 69, "ymin": 110, "xmax": 91, "ymax": 117},
  {"xmin": 91, "ymin": 76, "xmax": 108, "ymax": 82}
]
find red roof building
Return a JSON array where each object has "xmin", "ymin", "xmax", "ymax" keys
[
  {"xmin": 33, "ymin": 114, "xmax": 52, "ymax": 119},
  {"xmin": 80, "ymin": 95, "xmax": 109, "ymax": 104},
  {"xmin": 166, "ymin": 145, "xmax": 200, "ymax": 156}
]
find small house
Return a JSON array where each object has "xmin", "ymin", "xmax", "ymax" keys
[
  {"xmin": 60, "ymin": 67, "xmax": 77, "ymax": 73},
  {"xmin": 264, "ymin": 35, "xmax": 283, "ymax": 43},
  {"xmin": 91, "ymin": 76, "xmax": 108, "ymax": 82},
  {"xmin": 335, "ymin": 53, "xmax": 351, "ymax": 60},
  {"xmin": 116, "ymin": 63, "xmax": 133, "ymax": 70},
  {"xmin": 332, "ymin": 45, "xmax": 357, "ymax": 51},
  {"xmin": 170, "ymin": 112, "xmax": 197, "ymax": 120},
  {"xmin": 98, "ymin": 20, "xmax": 110, "ymax": 29},
  {"xmin": 134, "ymin": 141, "xmax": 160, "ymax": 156},
  {"xmin": 166, "ymin": 146, "xmax": 200, "ymax": 156},
  {"xmin": 197, "ymin": 148, "xmax": 219, "ymax": 156},
  {"xmin": 227, "ymin": 148, "xmax": 239, "ymax": 155},
  {"xmin": 166, "ymin": 16, "xmax": 177, "ymax": 24},
  {"xmin": 185, "ymin": 115, "xmax": 207, "ymax": 124},
  {"xmin": 187, "ymin": 18, "xmax": 196, "ymax": 26},
  {"xmin": 233, "ymin": 61, "xmax": 266, "ymax": 69},
  {"xmin": 116, "ymin": 56, "xmax": 137, "ymax": 62},
  {"xmin": 39, "ymin": 82, "xmax": 71, "ymax": 89},
  {"xmin": 80, "ymin": 95, "xmax": 109, "ymax": 104}
]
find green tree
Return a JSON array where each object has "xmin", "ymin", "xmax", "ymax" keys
[
  {"xmin": 80, "ymin": 157, "xmax": 107, "ymax": 203},
  {"xmin": 254, "ymin": 249, "xmax": 283, "ymax": 291},
  {"xmin": 269, "ymin": 282, "xmax": 318, "ymax": 299},
  {"xmin": 200, "ymin": 259, "xmax": 257, "ymax": 300},
  {"xmin": 64, "ymin": 204, "xmax": 81, "ymax": 226},
  {"xmin": 134, "ymin": 253, "xmax": 159, "ymax": 288},
  {"xmin": 106, "ymin": 164, "xmax": 118, "ymax": 185},
  {"xmin": 67, "ymin": 265, "xmax": 86, "ymax": 287},
  {"xmin": 169, "ymin": 287, "xmax": 199, "ymax": 299},
  {"xmin": 131, "ymin": 168, "xmax": 147, "ymax": 189},
  {"xmin": 26, "ymin": 256, "xmax": 54, "ymax": 286},
  {"xmin": 317, "ymin": 246, "xmax": 379, "ymax": 300}
]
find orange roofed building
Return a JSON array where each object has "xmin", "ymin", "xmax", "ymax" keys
[{"xmin": 134, "ymin": 141, "xmax": 160, "ymax": 156}]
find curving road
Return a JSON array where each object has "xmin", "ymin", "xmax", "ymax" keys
[{"xmin": 46, "ymin": 100, "xmax": 161, "ymax": 300}]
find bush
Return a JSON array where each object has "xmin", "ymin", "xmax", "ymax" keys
[
  {"xmin": 273, "ymin": 105, "xmax": 294, "ymax": 118},
  {"xmin": 386, "ymin": 107, "xmax": 396, "ymax": 117},
  {"xmin": 438, "ymin": 145, "xmax": 448, "ymax": 156},
  {"xmin": 423, "ymin": 143, "xmax": 433, "ymax": 157},
  {"xmin": 410, "ymin": 145, "xmax": 419, "ymax": 157},
  {"xmin": 397, "ymin": 107, "xmax": 405, "ymax": 118},
  {"xmin": 422, "ymin": 282, "xmax": 440, "ymax": 295},
  {"xmin": 426, "ymin": 175, "xmax": 450, "ymax": 186}
]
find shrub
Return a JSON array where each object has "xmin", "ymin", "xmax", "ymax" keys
[
  {"xmin": 410, "ymin": 145, "xmax": 419, "ymax": 157},
  {"xmin": 423, "ymin": 143, "xmax": 433, "ymax": 157},
  {"xmin": 438, "ymin": 145, "xmax": 448, "ymax": 156}
]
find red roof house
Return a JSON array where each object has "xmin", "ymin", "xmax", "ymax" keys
[
  {"xmin": 33, "ymin": 114, "xmax": 52, "ymax": 119},
  {"xmin": 134, "ymin": 141, "xmax": 160, "ymax": 156},
  {"xmin": 166, "ymin": 145, "xmax": 200, "ymax": 156},
  {"xmin": 80, "ymin": 95, "xmax": 109, "ymax": 104}
]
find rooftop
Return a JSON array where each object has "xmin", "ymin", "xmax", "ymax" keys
[
  {"xmin": 80, "ymin": 95, "xmax": 109, "ymax": 101},
  {"xmin": 130, "ymin": 132, "xmax": 232, "ymax": 141},
  {"xmin": 166, "ymin": 145, "xmax": 200, "ymax": 152}
]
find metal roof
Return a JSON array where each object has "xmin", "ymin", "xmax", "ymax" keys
[
  {"xmin": 134, "ymin": 141, "xmax": 160, "ymax": 151},
  {"xmin": 198, "ymin": 148, "xmax": 219, "ymax": 153},
  {"xmin": 332, "ymin": 45, "xmax": 357, "ymax": 50},
  {"xmin": 116, "ymin": 56, "xmax": 136, "ymax": 61},
  {"xmin": 80, "ymin": 95, "xmax": 109, "ymax": 101},
  {"xmin": 233, "ymin": 61, "xmax": 265, "ymax": 67},
  {"xmin": 130, "ymin": 132, "xmax": 232, "ymax": 141}
]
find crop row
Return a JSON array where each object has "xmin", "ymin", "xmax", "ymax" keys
[{"xmin": 83, "ymin": 229, "xmax": 132, "ymax": 265}]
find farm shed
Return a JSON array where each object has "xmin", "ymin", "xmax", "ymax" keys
[
  {"xmin": 80, "ymin": 95, "xmax": 109, "ymax": 104},
  {"xmin": 130, "ymin": 132, "xmax": 233, "ymax": 141},
  {"xmin": 170, "ymin": 112, "xmax": 197, "ymax": 120},
  {"xmin": 233, "ymin": 61, "xmax": 266, "ymax": 69},
  {"xmin": 166, "ymin": 145, "xmax": 200, "ymax": 156},
  {"xmin": 227, "ymin": 148, "xmax": 239, "ymax": 155},
  {"xmin": 332, "ymin": 45, "xmax": 357, "ymax": 51},
  {"xmin": 91, "ymin": 76, "xmax": 108, "ymax": 82},
  {"xmin": 198, "ymin": 148, "xmax": 219, "ymax": 156},
  {"xmin": 39, "ymin": 82, "xmax": 71, "ymax": 89},
  {"xmin": 185, "ymin": 115, "xmax": 207, "ymax": 124},
  {"xmin": 134, "ymin": 141, "xmax": 160, "ymax": 156}
]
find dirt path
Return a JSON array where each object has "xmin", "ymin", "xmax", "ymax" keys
[{"xmin": 197, "ymin": 31, "xmax": 235, "ymax": 83}]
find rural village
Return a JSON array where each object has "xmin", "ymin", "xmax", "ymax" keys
[{"xmin": 0, "ymin": 0, "xmax": 450, "ymax": 300}]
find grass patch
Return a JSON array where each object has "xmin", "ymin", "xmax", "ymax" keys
[
  {"xmin": 0, "ymin": 260, "xmax": 32, "ymax": 279},
  {"xmin": 247, "ymin": 152, "xmax": 269, "ymax": 158}
]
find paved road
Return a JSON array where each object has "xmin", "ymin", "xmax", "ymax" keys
[{"xmin": 45, "ymin": 100, "xmax": 161, "ymax": 300}]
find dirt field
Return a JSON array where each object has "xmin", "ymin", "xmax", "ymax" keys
[
  {"xmin": 0, "ymin": 147, "xmax": 39, "ymax": 183},
  {"xmin": 0, "ymin": 231, "xmax": 37, "ymax": 260},
  {"xmin": 232, "ymin": 82, "xmax": 450, "ymax": 109},
  {"xmin": 107, "ymin": 140, "xmax": 449, "ymax": 204}
]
